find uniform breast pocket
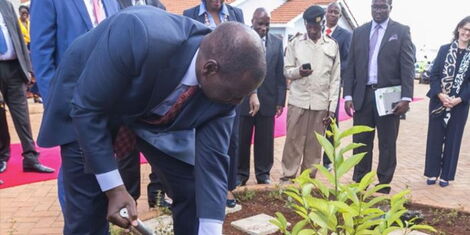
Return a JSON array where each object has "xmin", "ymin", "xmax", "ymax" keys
[{"xmin": 322, "ymin": 49, "xmax": 336, "ymax": 65}]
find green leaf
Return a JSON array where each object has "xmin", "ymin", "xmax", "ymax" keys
[
  {"xmin": 285, "ymin": 191, "xmax": 304, "ymax": 205},
  {"xmin": 316, "ymin": 133, "xmax": 334, "ymax": 163},
  {"xmin": 275, "ymin": 212, "xmax": 288, "ymax": 227},
  {"xmin": 311, "ymin": 178, "xmax": 330, "ymax": 198},
  {"xmin": 364, "ymin": 184, "xmax": 391, "ymax": 199},
  {"xmin": 330, "ymin": 201, "xmax": 359, "ymax": 216},
  {"xmin": 381, "ymin": 226, "xmax": 402, "ymax": 234},
  {"xmin": 298, "ymin": 229, "xmax": 316, "ymax": 235},
  {"xmin": 339, "ymin": 142, "xmax": 366, "ymax": 157},
  {"xmin": 338, "ymin": 125, "xmax": 374, "ymax": 141},
  {"xmin": 302, "ymin": 183, "xmax": 314, "ymax": 198},
  {"xmin": 292, "ymin": 204, "xmax": 309, "ymax": 218},
  {"xmin": 409, "ymin": 224, "xmax": 437, "ymax": 232},
  {"xmin": 365, "ymin": 196, "xmax": 388, "ymax": 208},
  {"xmin": 336, "ymin": 152, "xmax": 367, "ymax": 178},
  {"xmin": 314, "ymin": 164, "xmax": 335, "ymax": 185},
  {"xmin": 358, "ymin": 171, "xmax": 376, "ymax": 192},
  {"xmin": 291, "ymin": 219, "xmax": 309, "ymax": 235},
  {"xmin": 308, "ymin": 211, "xmax": 329, "ymax": 229}
]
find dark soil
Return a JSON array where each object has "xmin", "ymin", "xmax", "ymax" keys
[{"xmin": 223, "ymin": 190, "xmax": 470, "ymax": 235}]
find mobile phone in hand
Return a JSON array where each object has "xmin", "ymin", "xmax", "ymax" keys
[{"xmin": 302, "ymin": 63, "xmax": 311, "ymax": 70}]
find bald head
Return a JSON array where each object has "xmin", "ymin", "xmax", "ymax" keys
[{"xmin": 197, "ymin": 22, "xmax": 266, "ymax": 105}]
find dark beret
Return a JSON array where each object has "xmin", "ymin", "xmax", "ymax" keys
[{"xmin": 303, "ymin": 5, "xmax": 325, "ymax": 24}]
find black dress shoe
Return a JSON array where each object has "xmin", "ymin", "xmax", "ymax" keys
[
  {"xmin": 376, "ymin": 185, "xmax": 391, "ymax": 194},
  {"xmin": 236, "ymin": 177, "xmax": 248, "ymax": 187},
  {"xmin": 257, "ymin": 179, "xmax": 271, "ymax": 184},
  {"xmin": 23, "ymin": 163, "xmax": 55, "ymax": 173},
  {"xmin": 0, "ymin": 160, "xmax": 7, "ymax": 173},
  {"xmin": 226, "ymin": 199, "xmax": 237, "ymax": 208}
]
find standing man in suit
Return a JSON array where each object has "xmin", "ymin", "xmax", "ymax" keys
[
  {"xmin": 237, "ymin": 8, "xmax": 286, "ymax": 186},
  {"xmin": 117, "ymin": 0, "xmax": 170, "ymax": 209},
  {"xmin": 322, "ymin": 1, "xmax": 352, "ymax": 170},
  {"xmin": 30, "ymin": 0, "xmax": 120, "ymax": 231},
  {"xmin": 118, "ymin": 0, "xmax": 166, "ymax": 9},
  {"xmin": 343, "ymin": 0, "xmax": 415, "ymax": 194},
  {"xmin": 184, "ymin": 0, "xmax": 253, "ymax": 207},
  {"xmin": 280, "ymin": 5, "xmax": 340, "ymax": 181},
  {"xmin": 0, "ymin": 0, "xmax": 53, "ymax": 174},
  {"xmin": 39, "ymin": 7, "xmax": 265, "ymax": 234}
]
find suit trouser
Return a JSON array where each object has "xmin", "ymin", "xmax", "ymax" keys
[
  {"xmin": 424, "ymin": 101, "xmax": 469, "ymax": 181},
  {"xmin": 0, "ymin": 104, "xmax": 10, "ymax": 160},
  {"xmin": 281, "ymin": 105, "xmax": 327, "ymax": 178},
  {"xmin": 238, "ymin": 114, "xmax": 274, "ymax": 181},
  {"xmin": 0, "ymin": 60, "xmax": 38, "ymax": 164},
  {"xmin": 60, "ymin": 141, "xmax": 108, "ymax": 235},
  {"xmin": 116, "ymin": 148, "xmax": 165, "ymax": 202},
  {"xmin": 137, "ymin": 137, "xmax": 228, "ymax": 235},
  {"xmin": 352, "ymin": 86, "xmax": 400, "ymax": 184},
  {"xmin": 227, "ymin": 107, "xmax": 240, "ymax": 191}
]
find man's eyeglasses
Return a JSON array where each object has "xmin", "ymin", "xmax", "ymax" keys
[{"xmin": 371, "ymin": 4, "xmax": 390, "ymax": 10}]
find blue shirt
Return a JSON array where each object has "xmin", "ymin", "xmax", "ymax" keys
[{"xmin": 198, "ymin": 1, "xmax": 229, "ymax": 29}]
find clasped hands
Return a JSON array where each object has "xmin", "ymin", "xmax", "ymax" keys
[
  {"xmin": 438, "ymin": 93, "xmax": 462, "ymax": 108},
  {"xmin": 344, "ymin": 100, "xmax": 410, "ymax": 117}
]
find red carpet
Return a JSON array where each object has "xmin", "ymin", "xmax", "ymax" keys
[{"xmin": 0, "ymin": 99, "xmax": 421, "ymax": 189}]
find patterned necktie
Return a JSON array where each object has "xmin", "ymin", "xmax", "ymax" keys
[
  {"xmin": 113, "ymin": 86, "xmax": 198, "ymax": 158},
  {"xmin": 369, "ymin": 24, "xmax": 381, "ymax": 61},
  {"xmin": 326, "ymin": 28, "xmax": 332, "ymax": 36},
  {"xmin": 0, "ymin": 28, "xmax": 7, "ymax": 54},
  {"xmin": 92, "ymin": 0, "xmax": 103, "ymax": 25}
]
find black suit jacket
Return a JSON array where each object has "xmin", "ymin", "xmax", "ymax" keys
[
  {"xmin": 118, "ymin": 0, "xmax": 166, "ymax": 10},
  {"xmin": 183, "ymin": 4, "xmax": 244, "ymax": 24},
  {"xmin": 240, "ymin": 33, "xmax": 286, "ymax": 116},
  {"xmin": 343, "ymin": 19, "xmax": 415, "ymax": 111},
  {"xmin": 0, "ymin": 0, "xmax": 32, "ymax": 82},
  {"xmin": 331, "ymin": 26, "xmax": 352, "ymax": 81}
]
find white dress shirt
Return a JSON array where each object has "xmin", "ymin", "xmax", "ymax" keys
[
  {"xmin": 0, "ymin": 12, "xmax": 17, "ymax": 60},
  {"xmin": 83, "ymin": 0, "xmax": 107, "ymax": 27},
  {"xmin": 132, "ymin": 0, "xmax": 146, "ymax": 5}
]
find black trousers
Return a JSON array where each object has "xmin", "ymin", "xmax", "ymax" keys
[
  {"xmin": 323, "ymin": 93, "xmax": 341, "ymax": 166},
  {"xmin": 0, "ymin": 60, "xmax": 38, "ymax": 164},
  {"xmin": 424, "ymin": 101, "xmax": 469, "ymax": 181},
  {"xmin": 352, "ymin": 86, "xmax": 400, "ymax": 184},
  {"xmin": 227, "ymin": 107, "xmax": 240, "ymax": 191},
  {"xmin": 117, "ymin": 148, "xmax": 165, "ymax": 202},
  {"xmin": 0, "ymin": 104, "xmax": 10, "ymax": 161},
  {"xmin": 238, "ymin": 114, "xmax": 274, "ymax": 182}
]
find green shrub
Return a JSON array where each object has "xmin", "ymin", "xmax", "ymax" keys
[{"xmin": 271, "ymin": 120, "xmax": 435, "ymax": 235}]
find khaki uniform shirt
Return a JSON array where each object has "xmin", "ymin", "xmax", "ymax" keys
[{"xmin": 284, "ymin": 34, "xmax": 340, "ymax": 112}]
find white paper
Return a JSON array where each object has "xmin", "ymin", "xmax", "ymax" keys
[{"xmin": 374, "ymin": 85, "xmax": 401, "ymax": 116}]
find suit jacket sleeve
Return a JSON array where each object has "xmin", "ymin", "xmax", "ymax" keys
[
  {"xmin": 30, "ymin": 0, "xmax": 57, "ymax": 102},
  {"xmin": 276, "ymin": 39, "xmax": 287, "ymax": 107},
  {"xmin": 8, "ymin": 2, "xmax": 32, "ymax": 75},
  {"xmin": 427, "ymin": 45, "xmax": 447, "ymax": 99},
  {"xmin": 329, "ymin": 46, "xmax": 341, "ymax": 112},
  {"xmin": 399, "ymin": 26, "xmax": 415, "ymax": 99},
  {"xmin": 195, "ymin": 109, "xmax": 234, "ymax": 219},
  {"xmin": 70, "ymin": 13, "xmax": 149, "ymax": 175},
  {"xmin": 340, "ymin": 30, "xmax": 352, "ymax": 79},
  {"xmin": 233, "ymin": 7, "xmax": 244, "ymax": 23},
  {"xmin": 343, "ymin": 30, "xmax": 356, "ymax": 98}
]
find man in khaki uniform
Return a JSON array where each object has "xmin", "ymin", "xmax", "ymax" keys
[{"xmin": 281, "ymin": 5, "xmax": 340, "ymax": 181}]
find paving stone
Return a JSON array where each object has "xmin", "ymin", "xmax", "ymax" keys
[
  {"xmin": 231, "ymin": 213, "xmax": 287, "ymax": 235},
  {"xmin": 389, "ymin": 229, "xmax": 429, "ymax": 235},
  {"xmin": 144, "ymin": 215, "xmax": 173, "ymax": 234}
]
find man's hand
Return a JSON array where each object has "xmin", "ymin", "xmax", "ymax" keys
[
  {"xmin": 344, "ymin": 100, "xmax": 355, "ymax": 117},
  {"xmin": 392, "ymin": 100, "xmax": 410, "ymax": 116},
  {"xmin": 449, "ymin": 97, "xmax": 462, "ymax": 108},
  {"xmin": 322, "ymin": 111, "xmax": 335, "ymax": 126},
  {"xmin": 299, "ymin": 67, "xmax": 313, "ymax": 77},
  {"xmin": 275, "ymin": 106, "xmax": 284, "ymax": 118},
  {"xmin": 105, "ymin": 185, "xmax": 138, "ymax": 229},
  {"xmin": 249, "ymin": 93, "xmax": 260, "ymax": 116}
]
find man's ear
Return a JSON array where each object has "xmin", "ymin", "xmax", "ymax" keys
[{"xmin": 201, "ymin": 59, "xmax": 219, "ymax": 76}]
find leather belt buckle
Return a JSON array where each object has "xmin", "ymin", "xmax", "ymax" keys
[{"xmin": 367, "ymin": 84, "xmax": 378, "ymax": 90}]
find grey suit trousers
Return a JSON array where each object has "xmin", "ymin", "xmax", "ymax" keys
[{"xmin": 0, "ymin": 60, "xmax": 38, "ymax": 163}]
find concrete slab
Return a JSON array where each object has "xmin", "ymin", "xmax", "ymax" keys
[{"xmin": 231, "ymin": 213, "xmax": 286, "ymax": 235}]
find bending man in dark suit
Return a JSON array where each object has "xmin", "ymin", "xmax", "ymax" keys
[
  {"xmin": 322, "ymin": 1, "xmax": 352, "ymax": 170},
  {"xmin": 238, "ymin": 8, "xmax": 286, "ymax": 186},
  {"xmin": 184, "ymin": 0, "xmax": 252, "ymax": 207},
  {"xmin": 118, "ymin": 0, "xmax": 166, "ymax": 9},
  {"xmin": 39, "ymin": 6, "xmax": 265, "ymax": 234},
  {"xmin": 343, "ymin": 0, "xmax": 415, "ymax": 194},
  {"xmin": 0, "ymin": 0, "xmax": 53, "ymax": 174}
]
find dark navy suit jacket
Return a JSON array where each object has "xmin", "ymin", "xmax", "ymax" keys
[
  {"xmin": 183, "ymin": 3, "xmax": 244, "ymax": 24},
  {"xmin": 331, "ymin": 26, "xmax": 352, "ymax": 81},
  {"xmin": 427, "ymin": 44, "xmax": 470, "ymax": 107},
  {"xmin": 30, "ymin": 0, "xmax": 120, "ymax": 103},
  {"xmin": 38, "ymin": 7, "xmax": 235, "ymax": 179},
  {"xmin": 240, "ymin": 33, "xmax": 286, "ymax": 116}
]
